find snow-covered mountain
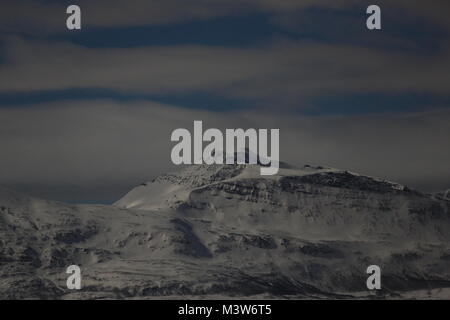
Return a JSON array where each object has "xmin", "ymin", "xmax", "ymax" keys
[
  {"xmin": 1, "ymin": 160, "xmax": 450, "ymax": 299},
  {"xmin": 116, "ymin": 163, "xmax": 449, "ymax": 243}
]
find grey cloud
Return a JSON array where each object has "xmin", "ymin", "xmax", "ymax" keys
[
  {"xmin": 1, "ymin": 0, "xmax": 449, "ymax": 35},
  {"xmin": 0, "ymin": 0, "xmax": 239, "ymax": 35},
  {"xmin": 1, "ymin": 37, "xmax": 449, "ymax": 104},
  {"xmin": 0, "ymin": 100, "xmax": 448, "ymax": 202}
]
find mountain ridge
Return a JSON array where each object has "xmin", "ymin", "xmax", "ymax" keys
[{"xmin": 0, "ymin": 160, "xmax": 449, "ymax": 299}]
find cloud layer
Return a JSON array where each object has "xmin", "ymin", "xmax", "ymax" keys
[
  {"xmin": 0, "ymin": 1, "xmax": 449, "ymax": 202},
  {"xmin": 1, "ymin": 100, "xmax": 448, "ymax": 202},
  {"xmin": 1, "ymin": 37, "xmax": 449, "ymax": 106},
  {"xmin": 2, "ymin": 1, "xmax": 450, "ymax": 34}
]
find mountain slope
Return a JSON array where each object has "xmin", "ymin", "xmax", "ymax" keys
[
  {"xmin": 116, "ymin": 163, "xmax": 449, "ymax": 242},
  {"xmin": 1, "ymin": 160, "xmax": 450, "ymax": 299}
]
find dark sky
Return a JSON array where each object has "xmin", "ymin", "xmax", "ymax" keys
[{"xmin": 0, "ymin": 0, "xmax": 449, "ymax": 203}]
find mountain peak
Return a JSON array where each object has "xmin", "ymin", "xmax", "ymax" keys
[{"xmin": 114, "ymin": 157, "xmax": 410, "ymax": 212}]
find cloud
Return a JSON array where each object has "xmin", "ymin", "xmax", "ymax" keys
[
  {"xmin": 0, "ymin": 0, "xmax": 240, "ymax": 35},
  {"xmin": 1, "ymin": 0, "xmax": 450, "ymax": 34},
  {"xmin": 0, "ymin": 99, "xmax": 448, "ymax": 202},
  {"xmin": 1, "ymin": 1, "xmax": 449, "ymax": 202},
  {"xmin": 1, "ymin": 37, "xmax": 449, "ymax": 106}
]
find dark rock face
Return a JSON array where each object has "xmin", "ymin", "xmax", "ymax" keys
[
  {"xmin": 20, "ymin": 247, "xmax": 42, "ymax": 268},
  {"xmin": 155, "ymin": 164, "xmax": 246, "ymax": 188},
  {"xmin": 169, "ymin": 218, "xmax": 213, "ymax": 258},
  {"xmin": 281, "ymin": 172, "xmax": 407, "ymax": 194},
  {"xmin": 298, "ymin": 244, "xmax": 344, "ymax": 259},
  {"xmin": 53, "ymin": 226, "xmax": 98, "ymax": 244}
]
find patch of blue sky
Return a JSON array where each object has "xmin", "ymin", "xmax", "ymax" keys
[
  {"xmin": 33, "ymin": 7, "xmax": 448, "ymax": 56},
  {"xmin": 48, "ymin": 14, "xmax": 275, "ymax": 48},
  {"xmin": 276, "ymin": 6, "xmax": 447, "ymax": 54}
]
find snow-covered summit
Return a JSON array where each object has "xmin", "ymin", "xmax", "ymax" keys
[{"xmin": 114, "ymin": 156, "xmax": 407, "ymax": 212}]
